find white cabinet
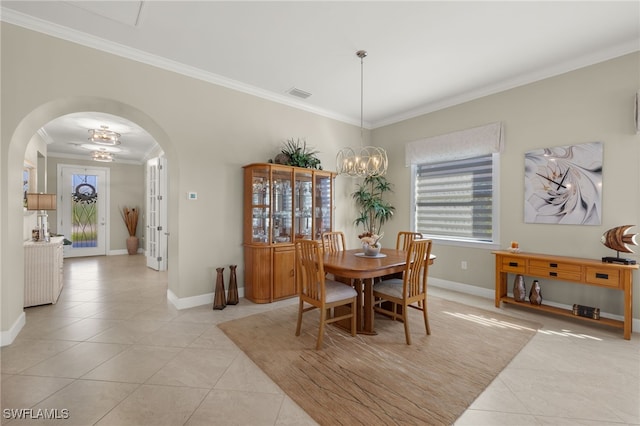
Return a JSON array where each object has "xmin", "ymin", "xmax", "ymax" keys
[{"xmin": 24, "ymin": 236, "xmax": 64, "ymax": 307}]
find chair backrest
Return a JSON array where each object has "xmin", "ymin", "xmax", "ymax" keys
[
  {"xmin": 396, "ymin": 231, "xmax": 423, "ymax": 251},
  {"xmin": 322, "ymin": 231, "xmax": 346, "ymax": 253},
  {"xmin": 295, "ymin": 239, "xmax": 326, "ymax": 302},
  {"xmin": 402, "ymin": 239, "xmax": 433, "ymax": 299}
]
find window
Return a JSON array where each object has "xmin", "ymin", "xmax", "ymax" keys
[{"xmin": 412, "ymin": 153, "xmax": 499, "ymax": 246}]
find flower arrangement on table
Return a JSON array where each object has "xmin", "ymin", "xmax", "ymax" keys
[{"xmin": 359, "ymin": 232, "xmax": 383, "ymax": 256}]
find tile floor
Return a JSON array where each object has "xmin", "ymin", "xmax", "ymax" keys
[{"xmin": 1, "ymin": 254, "xmax": 639, "ymax": 425}]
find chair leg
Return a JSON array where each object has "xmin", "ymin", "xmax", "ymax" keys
[
  {"xmin": 423, "ymin": 298, "xmax": 431, "ymax": 335},
  {"xmin": 403, "ymin": 303, "xmax": 412, "ymax": 345},
  {"xmin": 316, "ymin": 307, "xmax": 327, "ymax": 350},
  {"xmin": 350, "ymin": 299, "xmax": 357, "ymax": 336},
  {"xmin": 295, "ymin": 299, "xmax": 304, "ymax": 336}
]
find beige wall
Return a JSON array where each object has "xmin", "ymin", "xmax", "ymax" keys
[
  {"xmin": 1, "ymin": 23, "xmax": 362, "ymax": 337},
  {"xmin": 374, "ymin": 52, "xmax": 640, "ymax": 315},
  {"xmin": 2, "ymin": 22, "xmax": 639, "ymax": 340}
]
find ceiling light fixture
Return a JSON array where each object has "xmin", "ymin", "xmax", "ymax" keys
[
  {"xmin": 92, "ymin": 150, "xmax": 115, "ymax": 162},
  {"xmin": 336, "ymin": 50, "xmax": 387, "ymax": 177},
  {"xmin": 88, "ymin": 125, "xmax": 121, "ymax": 146}
]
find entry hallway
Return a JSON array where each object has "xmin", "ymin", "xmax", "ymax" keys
[{"xmin": 2, "ymin": 255, "xmax": 638, "ymax": 425}]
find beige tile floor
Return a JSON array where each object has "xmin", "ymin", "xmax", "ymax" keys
[{"xmin": 2, "ymin": 254, "xmax": 639, "ymax": 425}]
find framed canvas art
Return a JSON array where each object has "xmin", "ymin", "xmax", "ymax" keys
[{"xmin": 524, "ymin": 141, "xmax": 602, "ymax": 225}]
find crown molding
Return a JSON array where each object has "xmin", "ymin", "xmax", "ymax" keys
[
  {"xmin": 373, "ymin": 40, "xmax": 640, "ymax": 129},
  {"xmin": 0, "ymin": 8, "xmax": 361, "ymax": 128}
]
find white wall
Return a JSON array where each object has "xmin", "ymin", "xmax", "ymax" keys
[{"xmin": 374, "ymin": 52, "xmax": 640, "ymax": 316}]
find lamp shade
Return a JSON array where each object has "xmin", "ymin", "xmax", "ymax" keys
[{"xmin": 26, "ymin": 193, "xmax": 57, "ymax": 211}]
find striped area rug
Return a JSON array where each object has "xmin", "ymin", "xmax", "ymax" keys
[{"xmin": 219, "ymin": 295, "xmax": 540, "ymax": 425}]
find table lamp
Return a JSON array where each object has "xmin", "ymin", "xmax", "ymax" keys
[{"xmin": 26, "ymin": 193, "xmax": 57, "ymax": 242}]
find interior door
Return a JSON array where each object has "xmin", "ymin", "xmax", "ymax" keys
[
  {"xmin": 58, "ymin": 165, "xmax": 108, "ymax": 257},
  {"xmin": 146, "ymin": 157, "xmax": 168, "ymax": 270}
]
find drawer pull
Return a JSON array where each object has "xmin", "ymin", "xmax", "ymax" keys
[
  {"xmin": 595, "ymin": 272, "xmax": 609, "ymax": 280},
  {"xmin": 549, "ymin": 272, "xmax": 558, "ymax": 277},
  {"xmin": 509, "ymin": 262, "xmax": 518, "ymax": 267},
  {"xmin": 549, "ymin": 263, "xmax": 558, "ymax": 268}
]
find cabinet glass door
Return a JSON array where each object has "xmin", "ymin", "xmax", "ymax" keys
[
  {"xmin": 250, "ymin": 167, "xmax": 270, "ymax": 243},
  {"xmin": 294, "ymin": 171, "xmax": 313, "ymax": 240},
  {"xmin": 271, "ymin": 168, "xmax": 292, "ymax": 243},
  {"xmin": 314, "ymin": 173, "xmax": 333, "ymax": 239}
]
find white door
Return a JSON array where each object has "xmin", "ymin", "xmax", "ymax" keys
[
  {"xmin": 58, "ymin": 165, "xmax": 109, "ymax": 257},
  {"xmin": 146, "ymin": 157, "xmax": 168, "ymax": 270}
]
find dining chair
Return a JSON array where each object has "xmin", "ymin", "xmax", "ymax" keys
[
  {"xmin": 396, "ymin": 231, "xmax": 423, "ymax": 251},
  {"xmin": 322, "ymin": 231, "xmax": 346, "ymax": 253},
  {"xmin": 373, "ymin": 238, "xmax": 433, "ymax": 345},
  {"xmin": 295, "ymin": 239, "xmax": 358, "ymax": 349}
]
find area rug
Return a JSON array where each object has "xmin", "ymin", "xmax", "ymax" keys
[{"xmin": 218, "ymin": 296, "xmax": 540, "ymax": 425}]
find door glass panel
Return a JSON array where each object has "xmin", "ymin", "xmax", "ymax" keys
[
  {"xmin": 251, "ymin": 168, "xmax": 270, "ymax": 243},
  {"xmin": 70, "ymin": 174, "xmax": 98, "ymax": 248},
  {"xmin": 272, "ymin": 169, "xmax": 292, "ymax": 243},
  {"xmin": 314, "ymin": 174, "xmax": 332, "ymax": 239},
  {"xmin": 294, "ymin": 171, "xmax": 312, "ymax": 240}
]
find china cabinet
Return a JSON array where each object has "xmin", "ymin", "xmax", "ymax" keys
[{"xmin": 243, "ymin": 163, "xmax": 336, "ymax": 303}]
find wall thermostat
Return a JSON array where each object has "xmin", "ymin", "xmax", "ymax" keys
[{"xmin": 187, "ymin": 192, "xmax": 197, "ymax": 200}]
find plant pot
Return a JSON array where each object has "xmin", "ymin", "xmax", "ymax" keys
[{"xmin": 126, "ymin": 236, "xmax": 139, "ymax": 255}]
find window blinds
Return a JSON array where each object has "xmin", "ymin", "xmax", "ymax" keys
[
  {"xmin": 415, "ymin": 155, "xmax": 494, "ymax": 242},
  {"xmin": 405, "ymin": 122, "xmax": 503, "ymax": 166}
]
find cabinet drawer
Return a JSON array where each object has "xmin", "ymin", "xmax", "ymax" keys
[
  {"xmin": 528, "ymin": 266, "xmax": 582, "ymax": 281},
  {"xmin": 501, "ymin": 256, "xmax": 526, "ymax": 273},
  {"xmin": 584, "ymin": 267, "xmax": 621, "ymax": 288},
  {"xmin": 528, "ymin": 259, "xmax": 582, "ymax": 281}
]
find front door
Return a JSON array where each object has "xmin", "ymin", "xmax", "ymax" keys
[{"xmin": 58, "ymin": 165, "xmax": 109, "ymax": 257}]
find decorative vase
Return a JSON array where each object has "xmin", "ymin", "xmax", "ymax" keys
[
  {"xmin": 513, "ymin": 274, "xmax": 526, "ymax": 302},
  {"xmin": 529, "ymin": 280, "xmax": 542, "ymax": 305},
  {"xmin": 227, "ymin": 265, "xmax": 239, "ymax": 305},
  {"xmin": 126, "ymin": 236, "xmax": 138, "ymax": 255},
  {"xmin": 363, "ymin": 243, "xmax": 381, "ymax": 257},
  {"xmin": 213, "ymin": 267, "xmax": 226, "ymax": 310}
]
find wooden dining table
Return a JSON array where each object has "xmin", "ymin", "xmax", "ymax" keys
[{"xmin": 323, "ymin": 247, "xmax": 436, "ymax": 334}]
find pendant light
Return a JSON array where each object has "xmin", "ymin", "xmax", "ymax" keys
[{"xmin": 336, "ymin": 50, "xmax": 388, "ymax": 177}]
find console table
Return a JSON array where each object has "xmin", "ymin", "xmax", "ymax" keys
[{"xmin": 493, "ymin": 250, "xmax": 638, "ymax": 339}]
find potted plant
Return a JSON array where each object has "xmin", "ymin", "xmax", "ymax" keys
[
  {"xmin": 272, "ymin": 138, "xmax": 322, "ymax": 169},
  {"xmin": 352, "ymin": 175, "xmax": 395, "ymax": 254},
  {"xmin": 121, "ymin": 207, "xmax": 139, "ymax": 255}
]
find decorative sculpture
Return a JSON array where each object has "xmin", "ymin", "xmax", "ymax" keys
[
  {"xmin": 529, "ymin": 280, "xmax": 542, "ymax": 305},
  {"xmin": 601, "ymin": 225, "xmax": 638, "ymax": 264},
  {"xmin": 513, "ymin": 274, "xmax": 526, "ymax": 302},
  {"xmin": 213, "ymin": 267, "xmax": 226, "ymax": 310},
  {"xmin": 227, "ymin": 265, "xmax": 239, "ymax": 305}
]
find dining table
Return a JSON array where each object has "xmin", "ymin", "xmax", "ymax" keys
[{"xmin": 323, "ymin": 247, "xmax": 436, "ymax": 334}]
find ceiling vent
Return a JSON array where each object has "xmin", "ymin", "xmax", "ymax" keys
[{"xmin": 287, "ymin": 87, "xmax": 312, "ymax": 99}]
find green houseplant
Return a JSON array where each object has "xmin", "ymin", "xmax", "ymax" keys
[
  {"xmin": 274, "ymin": 138, "xmax": 322, "ymax": 169},
  {"xmin": 352, "ymin": 175, "xmax": 395, "ymax": 243}
]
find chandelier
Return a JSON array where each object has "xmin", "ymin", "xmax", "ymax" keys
[
  {"xmin": 336, "ymin": 50, "xmax": 388, "ymax": 177},
  {"xmin": 88, "ymin": 125, "xmax": 121, "ymax": 145},
  {"xmin": 92, "ymin": 150, "xmax": 115, "ymax": 162}
]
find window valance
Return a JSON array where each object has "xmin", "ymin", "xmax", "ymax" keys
[{"xmin": 405, "ymin": 122, "xmax": 503, "ymax": 166}]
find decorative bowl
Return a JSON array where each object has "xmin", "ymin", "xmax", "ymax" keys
[{"xmin": 362, "ymin": 243, "xmax": 381, "ymax": 257}]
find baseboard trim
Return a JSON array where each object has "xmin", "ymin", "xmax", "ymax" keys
[
  {"xmin": 429, "ymin": 278, "xmax": 639, "ymax": 336},
  {"xmin": 167, "ymin": 287, "xmax": 245, "ymax": 310},
  {"xmin": 0, "ymin": 312, "xmax": 26, "ymax": 347}
]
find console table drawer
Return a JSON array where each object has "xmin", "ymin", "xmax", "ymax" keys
[
  {"xmin": 501, "ymin": 257, "xmax": 526, "ymax": 273},
  {"xmin": 528, "ymin": 259, "xmax": 582, "ymax": 281},
  {"xmin": 528, "ymin": 266, "xmax": 582, "ymax": 281},
  {"xmin": 585, "ymin": 267, "xmax": 621, "ymax": 288}
]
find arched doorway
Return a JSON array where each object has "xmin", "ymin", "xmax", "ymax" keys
[{"xmin": 2, "ymin": 96, "xmax": 178, "ymax": 345}]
